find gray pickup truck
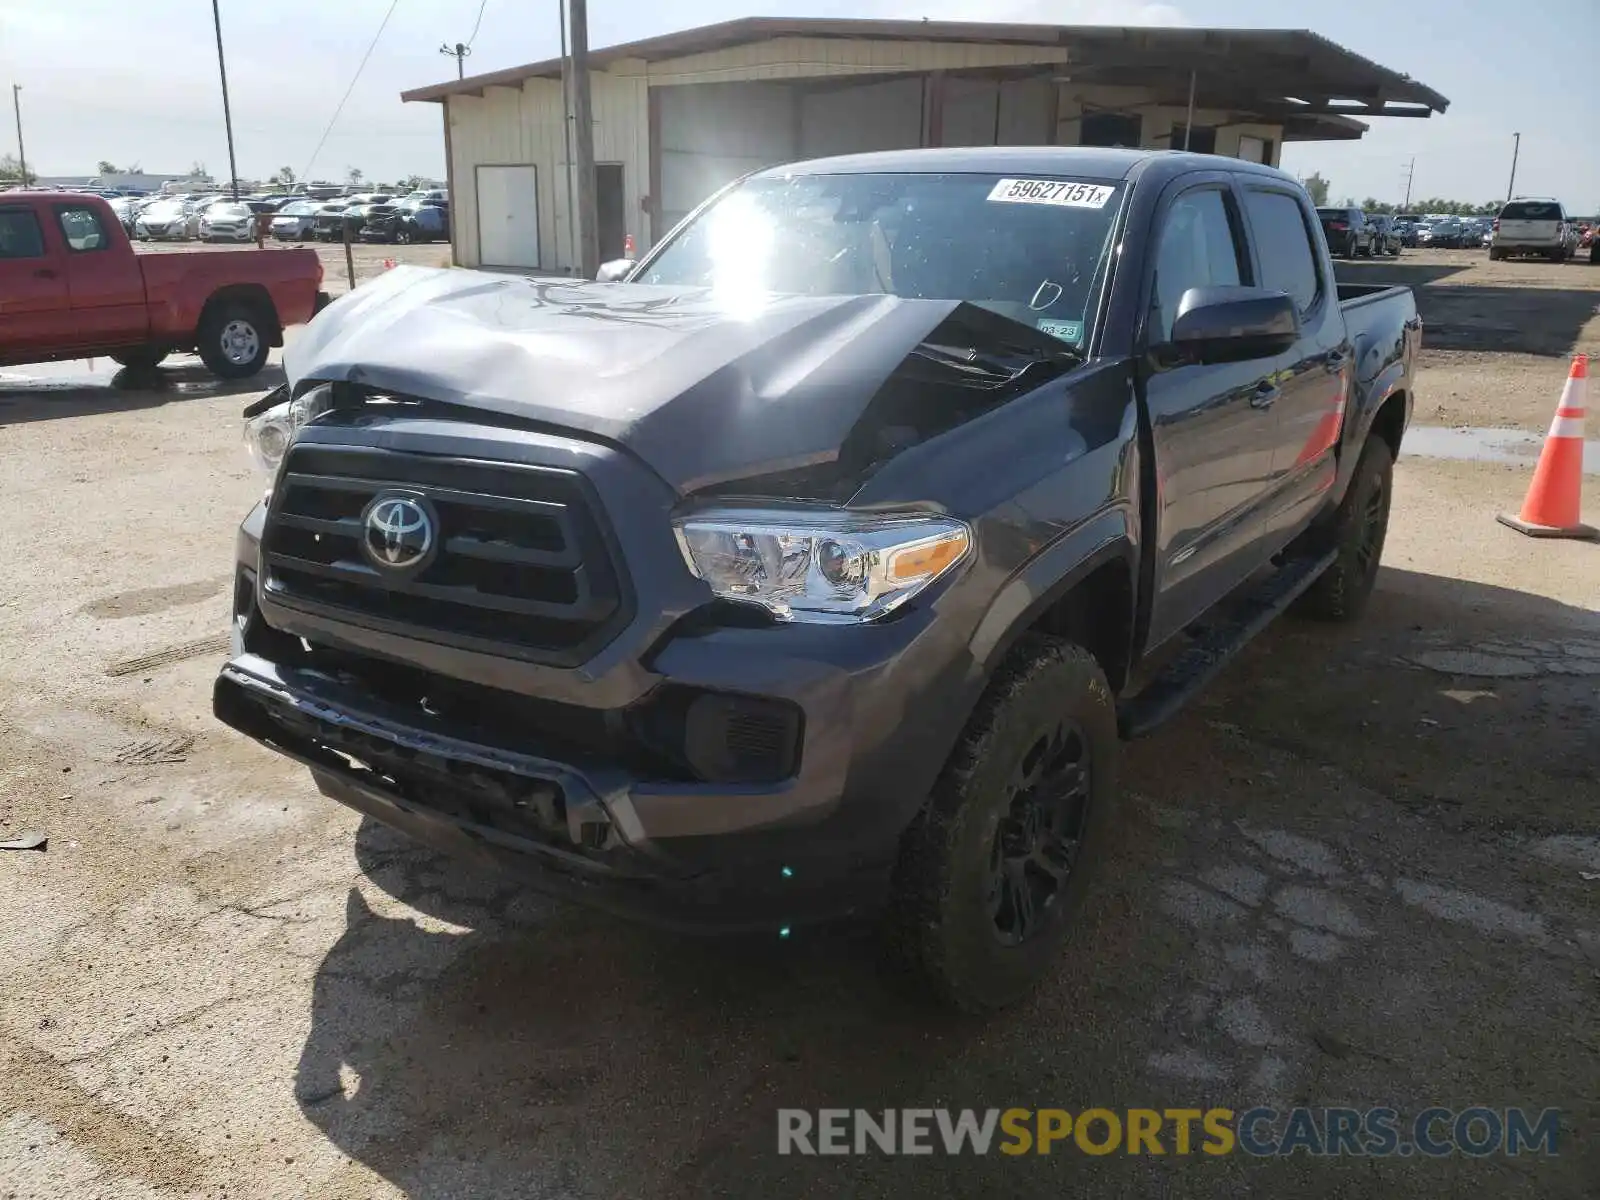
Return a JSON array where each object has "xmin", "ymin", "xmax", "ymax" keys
[{"xmin": 216, "ymin": 148, "xmax": 1420, "ymax": 1011}]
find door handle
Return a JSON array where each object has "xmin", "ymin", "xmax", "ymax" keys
[
  {"xmin": 34, "ymin": 268, "xmax": 57, "ymax": 279},
  {"xmin": 1250, "ymin": 381, "xmax": 1280, "ymax": 409}
]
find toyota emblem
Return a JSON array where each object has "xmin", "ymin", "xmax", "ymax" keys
[{"xmin": 361, "ymin": 494, "xmax": 436, "ymax": 571}]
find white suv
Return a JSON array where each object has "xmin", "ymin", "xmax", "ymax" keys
[{"xmin": 1490, "ymin": 198, "xmax": 1573, "ymax": 262}]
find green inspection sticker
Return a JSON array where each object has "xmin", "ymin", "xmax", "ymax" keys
[{"xmin": 1037, "ymin": 319, "xmax": 1083, "ymax": 343}]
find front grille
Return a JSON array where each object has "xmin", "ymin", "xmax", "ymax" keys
[{"xmin": 261, "ymin": 444, "xmax": 629, "ymax": 665}]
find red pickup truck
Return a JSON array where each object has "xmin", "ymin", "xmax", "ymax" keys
[{"xmin": 0, "ymin": 192, "xmax": 327, "ymax": 379}]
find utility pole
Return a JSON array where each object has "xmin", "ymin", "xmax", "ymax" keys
[
  {"xmin": 1505, "ymin": 132, "xmax": 1521, "ymax": 203},
  {"xmin": 439, "ymin": 41, "xmax": 470, "ymax": 79},
  {"xmin": 10, "ymin": 85, "xmax": 25, "ymax": 187},
  {"xmin": 210, "ymin": 0, "xmax": 240, "ymax": 199},
  {"xmin": 569, "ymin": 0, "xmax": 599, "ymax": 278},
  {"xmin": 1402, "ymin": 156, "xmax": 1415, "ymax": 209},
  {"xmin": 559, "ymin": 0, "xmax": 578, "ymax": 273}
]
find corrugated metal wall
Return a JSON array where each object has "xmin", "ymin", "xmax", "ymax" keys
[
  {"xmin": 448, "ymin": 72, "xmax": 647, "ymax": 272},
  {"xmin": 441, "ymin": 37, "xmax": 1285, "ymax": 272},
  {"xmin": 657, "ymin": 82, "xmax": 799, "ymax": 234}
]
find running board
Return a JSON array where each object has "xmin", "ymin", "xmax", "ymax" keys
[{"xmin": 1117, "ymin": 549, "xmax": 1337, "ymax": 740}]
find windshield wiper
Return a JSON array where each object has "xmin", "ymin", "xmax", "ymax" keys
[{"xmin": 911, "ymin": 340, "xmax": 1083, "ymax": 386}]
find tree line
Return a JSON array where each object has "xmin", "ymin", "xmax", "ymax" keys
[{"xmin": 1299, "ymin": 172, "xmax": 1584, "ymax": 216}]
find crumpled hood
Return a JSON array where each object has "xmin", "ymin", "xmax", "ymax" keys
[{"xmin": 285, "ymin": 266, "xmax": 967, "ymax": 495}]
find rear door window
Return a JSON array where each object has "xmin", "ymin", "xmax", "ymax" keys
[
  {"xmin": 57, "ymin": 206, "xmax": 109, "ymax": 252},
  {"xmin": 0, "ymin": 208, "xmax": 46, "ymax": 258},
  {"xmin": 1245, "ymin": 189, "xmax": 1322, "ymax": 314}
]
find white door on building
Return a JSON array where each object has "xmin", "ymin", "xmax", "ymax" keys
[{"xmin": 476, "ymin": 164, "xmax": 540, "ymax": 268}]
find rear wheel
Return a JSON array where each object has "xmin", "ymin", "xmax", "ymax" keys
[
  {"xmin": 196, "ymin": 302, "xmax": 270, "ymax": 379},
  {"xmin": 885, "ymin": 637, "xmax": 1119, "ymax": 1012},
  {"xmin": 1294, "ymin": 437, "xmax": 1394, "ymax": 622}
]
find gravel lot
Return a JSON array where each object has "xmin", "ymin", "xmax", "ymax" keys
[{"xmin": 0, "ymin": 247, "xmax": 1597, "ymax": 1198}]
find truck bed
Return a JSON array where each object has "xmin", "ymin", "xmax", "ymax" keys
[{"xmin": 1336, "ymin": 281, "xmax": 1411, "ymax": 309}]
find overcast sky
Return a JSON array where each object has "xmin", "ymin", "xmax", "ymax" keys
[{"xmin": 0, "ymin": 0, "xmax": 1593, "ymax": 207}]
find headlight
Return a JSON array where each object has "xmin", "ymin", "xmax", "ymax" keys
[
  {"xmin": 673, "ymin": 506, "xmax": 971, "ymax": 623},
  {"xmin": 242, "ymin": 384, "xmax": 333, "ymax": 478}
]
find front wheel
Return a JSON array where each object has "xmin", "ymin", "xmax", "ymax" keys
[
  {"xmin": 1294, "ymin": 437, "xmax": 1394, "ymax": 622},
  {"xmin": 885, "ymin": 637, "xmax": 1119, "ymax": 1012},
  {"xmin": 394, "ymin": 227, "xmax": 412, "ymax": 245},
  {"xmin": 196, "ymin": 302, "xmax": 270, "ymax": 379}
]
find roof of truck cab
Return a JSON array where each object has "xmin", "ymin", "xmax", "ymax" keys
[
  {"xmin": 0, "ymin": 191, "xmax": 112, "ymax": 205},
  {"xmin": 751, "ymin": 146, "xmax": 1295, "ymax": 184}
]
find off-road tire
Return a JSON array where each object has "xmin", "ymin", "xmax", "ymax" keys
[
  {"xmin": 1294, "ymin": 436, "xmax": 1394, "ymax": 622},
  {"xmin": 197, "ymin": 302, "xmax": 271, "ymax": 380},
  {"xmin": 884, "ymin": 636, "xmax": 1119, "ymax": 1012},
  {"xmin": 110, "ymin": 346, "xmax": 168, "ymax": 372}
]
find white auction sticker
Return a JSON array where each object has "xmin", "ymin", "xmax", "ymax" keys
[{"xmin": 987, "ymin": 178, "xmax": 1115, "ymax": 209}]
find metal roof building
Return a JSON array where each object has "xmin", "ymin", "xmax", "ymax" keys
[{"xmin": 401, "ymin": 17, "xmax": 1448, "ymax": 274}]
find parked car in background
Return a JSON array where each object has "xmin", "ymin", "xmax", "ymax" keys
[
  {"xmin": 1415, "ymin": 217, "xmax": 1463, "ymax": 249},
  {"xmin": 270, "ymin": 199, "xmax": 325, "ymax": 241},
  {"xmin": 1370, "ymin": 214, "xmax": 1403, "ymax": 256},
  {"xmin": 134, "ymin": 198, "xmax": 198, "ymax": 241},
  {"xmin": 359, "ymin": 196, "xmax": 451, "ymax": 244},
  {"xmin": 1490, "ymin": 199, "xmax": 1573, "ymax": 262},
  {"xmin": 312, "ymin": 194, "xmax": 394, "ymax": 242},
  {"xmin": 1316, "ymin": 206, "xmax": 1375, "ymax": 256},
  {"xmin": 337, "ymin": 195, "xmax": 397, "ymax": 239},
  {"xmin": 0, "ymin": 192, "xmax": 326, "ymax": 378},
  {"xmin": 199, "ymin": 201, "xmax": 258, "ymax": 243},
  {"xmin": 313, "ymin": 202, "xmax": 352, "ymax": 242},
  {"xmin": 107, "ymin": 196, "xmax": 143, "ymax": 236},
  {"xmin": 398, "ymin": 202, "xmax": 449, "ymax": 245},
  {"xmin": 1392, "ymin": 217, "xmax": 1420, "ymax": 247}
]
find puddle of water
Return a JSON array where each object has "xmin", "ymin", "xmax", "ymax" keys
[{"xmin": 1403, "ymin": 425, "xmax": 1600, "ymax": 475}]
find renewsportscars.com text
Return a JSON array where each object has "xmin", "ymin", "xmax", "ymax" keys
[{"xmin": 777, "ymin": 1107, "xmax": 1560, "ymax": 1157}]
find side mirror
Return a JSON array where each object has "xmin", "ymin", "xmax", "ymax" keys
[
  {"xmin": 595, "ymin": 258, "xmax": 634, "ymax": 283},
  {"xmin": 1169, "ymin": 285, "xmax": 1299, "ymax": 364}
]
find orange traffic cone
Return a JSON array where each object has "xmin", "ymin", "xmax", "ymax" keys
[
  {"xmin": 623, "ymin": 232, "xmax": 636, "ymax": 258},
  {"xmin": 1497, "ymin": 354, "xmax": 1595, "ymax": 538},
  {"xmin": 382, "ymin": 258, "xmax": 396, "ymax": 270}
]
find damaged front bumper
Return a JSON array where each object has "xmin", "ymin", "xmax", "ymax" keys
[{"xmin": 214, "ymin": 652, "xmax": 899, "ymax": 932}]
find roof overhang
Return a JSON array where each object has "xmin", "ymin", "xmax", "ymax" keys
[{"xmin": 400, "ymin": 18, "xmax": 1448, "ymax": 131}]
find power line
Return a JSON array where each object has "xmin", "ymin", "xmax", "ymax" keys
[
  {"xmin": 465, "ymin": 0, "xmax": 490, "ymax": 48},
  {"xmin": 300, "ymin": 0, "xmax": 404, "ymax": 181}
]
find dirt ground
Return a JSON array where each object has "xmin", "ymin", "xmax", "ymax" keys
[{"xmin": 0, "ymin": 247, "xmax": 1597, "ymax": 1199}]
